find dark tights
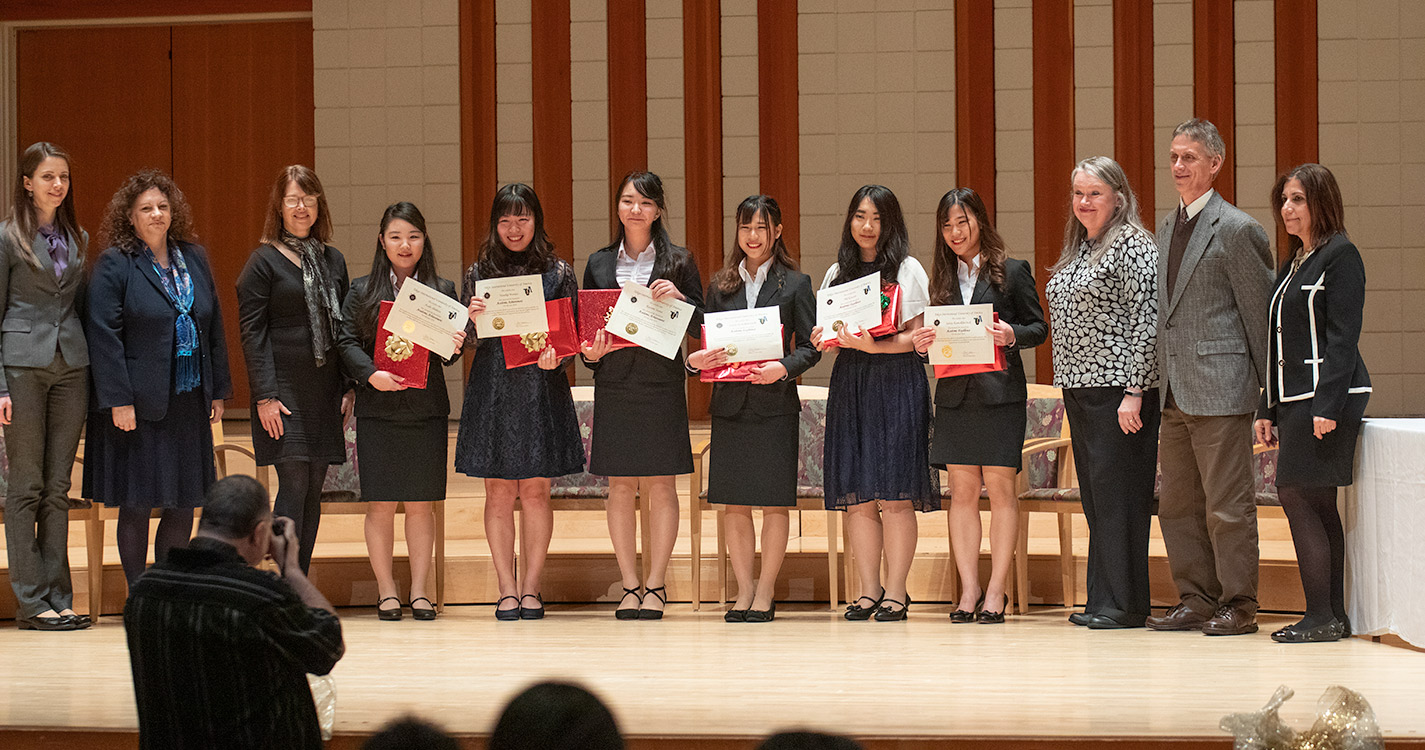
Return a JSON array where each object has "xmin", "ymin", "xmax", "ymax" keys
[
  {"xmin": 274, "ymin": 460, "xmax": 329, "ymax": 574},
  {"xmin": 1278, "ymin": 484, "xmax": 1347, "ymax": 628},
  {"xmin": 117, "ymin": 507, "xmax": 195, "ymax": 585}
]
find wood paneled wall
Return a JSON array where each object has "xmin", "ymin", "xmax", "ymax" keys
[
  {"xmin": 1193, "ymin": 0, "xmax": 1237, "ymax": 204},
  {"xmin": 1032, "ymin": 3, "xmax": 1076, "ymax": 385}
]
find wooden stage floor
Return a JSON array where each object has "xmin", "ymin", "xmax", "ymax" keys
[{"xmin": 2, "ymin": 604, "xmax": 1423, "ymax": 748}]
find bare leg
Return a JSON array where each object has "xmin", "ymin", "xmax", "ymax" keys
[
  {"xmin": 606, "ymin": 476, "xmax": 642, "ymax": 610},
  {"xmin": 403, "ymin": 502, "xmax": 436, "ymax": 608},
  {"xmin": 364, "ymin": 502, "xmax": 399, "ymax": 603},
  {"xmin": 846, "ymin": 501, "xmax": 885, "ymax": 601},
  {"xmin": 724, "ymin": 505, "xmax": 756, "ymax": 610},
  {"xmin": 946, "ymin": 465, "xmax": 986, "ymax": 609},
  {"xmin": 515, "ymin": 477, "xmax": 553, "ymax": 602},
  {"xmin": 881, "ymin": 499, "xmax": 918, "ymax": 611},
  {"xmin": 639, "ymin": 475, "xmax": 679, "ymax": 614},
  {"xmin": 982, "ymin": 466, "xmax": 1019, "ymax": 615},
  {"xmin": 483, "ymin": 479, "xmax": 519, "ymax": 612},
  {"xmin": 751, "ymin": 508, "xmax": 790, "ymax": 611}
]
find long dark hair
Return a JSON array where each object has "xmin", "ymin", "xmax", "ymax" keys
[
  {"xmin": 4, "ymin": 142, "xmax": 86, "ymax": 268},
  {"xmin": 98, "ymin": 169, "xmax": 196, "ymax": 254},
  {"xmin": 831, "ymin": 184, "xmax": 909, "ymax": 286},
  {"xmin": 354, "ymin": 202, "xmax": 440, "ymax": 342},
  {"xmin": 603, "ymin": 171, "xmax": 690, "ymax": 282},
  {"xmin": 478, "ymin": 183, "xmax": 556, "ymax": 278},
  {"xmin": 259, "ymin": 164, "xmax": 332, "ymax": 245},
  {"xmin": 1271, "ymin": 163, "xmax": 1347, "ymax": 259},
  {"xmin": 929, "ymin": 188, "xmax": 1007, "ymax": 304},
  {"xmin": 711, "ymin": 195, "xmax": 797, "ymax": 295}
]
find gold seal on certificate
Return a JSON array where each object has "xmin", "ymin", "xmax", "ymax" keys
[
  {"xmin": 605, "ymin": 282, "xmax": 695, "ymax": 359},
  {"xmin": 704, "ymin": 306, "xmax": 782, "ymax": 363},
  {"xmin": 474, "ymin": 274, "xmax": 548, "ymax": 338},
  {"xmin": 925, "ymin": 303, "xmax": 996, "ymax": 365},
  {"xmin": 383, "ymin": 277, "xmax": 470, "ymax": 359},
  {"xmin": 817, "ymin": 272, "xmax": 882, "ymax": 338}
]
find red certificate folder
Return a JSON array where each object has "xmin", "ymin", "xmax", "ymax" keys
[
  {"xmin": 697, "ymin": 324, "xmax": 783, "ymax": 383},
  {"xmin": 822, "ymin": 283, "xmax": 901, "ymax": 349},
  {"xmin": 576, "ymin": 289, "xmax": 638, "ymax": 351},
  {"xmin": 503, "ymin": 297, "xmax": 580, "ymax": 369},
  {"xmin": 933, "ymin": 312, "xmax": 1008, "ymax": 378},
  {"xmin": 375, "ymin": 300, "xmax": 430, "ymax": 389}
]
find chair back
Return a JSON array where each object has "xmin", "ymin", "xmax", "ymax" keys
[
  {"xmin": 1023, "ymin": 385, "xmax": 1067, "ymax": 491},
  {"xmin": 321, "ymin": 423, "xmax": 362, "ymax": 502},
  {"xmin": 551, "ymin": 386, "xmax": 608, "ymax": 499},
  {"xmin": 795, "ymin": 385, "xmax": 829, "ymax": 497}
]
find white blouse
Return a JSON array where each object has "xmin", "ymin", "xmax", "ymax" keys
[
  {"xmin": 819, "ymin": 256, "xmax": 930, "ymax": 328},
  {"xmin": 614, "ymin": 240, "xmax": 656, "ymax": 286}
]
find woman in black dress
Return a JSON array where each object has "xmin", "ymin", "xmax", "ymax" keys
[
  {"xmin": 456, "ymin": 184, "xmax": 583, "ymax": 620},
  {"xmin": 338, "ymin": 202, "xmax": 464, "ymax": 621},
  {"xmin": 1256, "ymin": 164, "xmax": 1370, "ymax": 643},
  {"xmin": 236, "ymin": 165, "xmax": 352, "ymax": 574},
  {"xmin": 912, "ymin": 188, "xmax": 1046, "ymax": 623},
  {"xmin": 581, "ymin": 171, "xmax": 704, "ymax": 620},
  {"xmin": 812, "ymin": 185, "xmax": 934, "ymax": 622},
  {"xmin": 687, "ymin": 196, "xmax": 819, "ymax": 623},
  {"xmin": 85, "ymin": 170, "xmax": 232, "ymax": 586}
]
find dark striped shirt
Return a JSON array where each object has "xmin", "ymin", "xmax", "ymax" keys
[{"xmin": 124, "ymin": 538, "xmax": 345, "ymax": 750}]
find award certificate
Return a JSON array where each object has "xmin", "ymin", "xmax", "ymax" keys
[
  {"xmin": 924, "ymin": 304, "xmax": 996, "ymax": 365},
  {"xmin": 473, "ymin": 274, "xmax": 548, "ymax": 339},
  {"xmin": 816, "ymin": 272, "xmax": 883, "ymax": 338},
  {"xmin": 604, "ymin": 282, "xmax": 695, "ymax": 359},
  {"xmin": 382, "ymin": 278, "xmax": 469, "ymax": 359},
  {"xmin": 703, "ymin": 306, "xmax": 783, "ymax": 363}
]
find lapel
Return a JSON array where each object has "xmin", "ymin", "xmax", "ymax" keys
[
  {"xmin": 137, "ymin": 249, "xmax": 179, "ymax": 310},
  {"xmin": 969, "ymin": 273, "xmax": 992, "ymax": 305},
  {"xmin": 30, "ymin": 232, "xmax": 59, "ymax": 287},
  {"xmin": 1166, "ymin": 192, "xmax": 1220, "ymax": 318},
  {"xmin": 1156, "ymin": 211, "xmax": 1174, "ymax": 300},
  {"xmin": 752, "ymin": 264, "xmax": 783, "ymax": 309},
  {"xmin": 592, "ymin": 250, "xmax": 619, "ymax": 289}
]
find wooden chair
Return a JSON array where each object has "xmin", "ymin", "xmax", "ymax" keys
[
  {"xmin": 319, "ymin": 421, "xmax": 446, "ymax": 612},
  {"xmin": 688, "ymin": 385, "xmax": 843, "ymax": 611}
]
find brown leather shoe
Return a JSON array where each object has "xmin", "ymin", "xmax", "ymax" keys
[
  {"xmin": 1145, "ymin": 603, "xmax": 1209, "ymax": 631},
  {"xmin": 1201, "ymin": 605, "xmax": 1258, "ymax": 636}
]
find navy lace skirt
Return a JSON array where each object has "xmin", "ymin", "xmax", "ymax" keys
[{"xmin": 823, "ymin": 349, "xmax": 937, "ymax": 511}]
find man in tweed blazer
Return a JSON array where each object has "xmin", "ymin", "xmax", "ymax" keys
[{"xmin": 1145, "ymin": 119, "xmax": 1274, "ymax": 636}]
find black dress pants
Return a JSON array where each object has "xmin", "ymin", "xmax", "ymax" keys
[{"xmin": 1064, "ymin": 386, "xmax": 1161, "ymax": 623}]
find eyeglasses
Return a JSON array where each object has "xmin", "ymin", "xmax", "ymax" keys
[{"xmin": 282, "ymin": 195, "xmax": 320, "ymax": 209}]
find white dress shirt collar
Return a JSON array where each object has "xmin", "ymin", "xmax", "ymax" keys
[
  {"xmin": 738, "ymin": 259, "xmax": 771, "ymax": 308},
  {"xmin": 615, "ymin": 240, "xmax": 656, "ymax": 286},
  {"xmin": 1180, "ymin": 188, "xmax": 1215, "ymax": 220},
  {"xmin": 956, "ymin": 253, "xmax": 982, "ymax": 304}
]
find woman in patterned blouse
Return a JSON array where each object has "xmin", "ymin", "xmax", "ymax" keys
[{"xmin": 1044, "ymin": 156, "xmax": 1161, "ymax": 630}]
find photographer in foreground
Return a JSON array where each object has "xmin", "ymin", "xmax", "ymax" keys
[{"xmin": 124, "ymin": 475, "xmax": 345, "ymax": 750}]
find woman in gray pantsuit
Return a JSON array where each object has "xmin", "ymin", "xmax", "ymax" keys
[{"xmin": 0, "ymin": 142, "xmax": 91, "ymax": 631}]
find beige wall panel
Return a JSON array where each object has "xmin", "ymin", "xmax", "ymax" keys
[{"xmin": 1153, "ymin": 1, "xmax": 1193, "ymax": 221}]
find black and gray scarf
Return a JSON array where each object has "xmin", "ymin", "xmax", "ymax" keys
[{"xmin": 280, "ymin": 228, "xmax": 343, "ymax": 366}]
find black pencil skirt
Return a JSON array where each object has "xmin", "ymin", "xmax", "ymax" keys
[{"xmin": 708, "ymin": 411, "xmax": 799, "ymax": 507}]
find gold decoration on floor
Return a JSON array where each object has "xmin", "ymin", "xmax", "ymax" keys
[{"xmin": 1221, "ymin": 685, "xmax": 1382, "ymax": 750}]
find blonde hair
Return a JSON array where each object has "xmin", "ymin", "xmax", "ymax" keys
[{"xmin": 1050, "ymin": 156, "xmax": 1148, "ymax": 273}]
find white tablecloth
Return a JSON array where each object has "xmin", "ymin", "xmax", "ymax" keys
[{"xmin": 1345, "ymin": 418, "xmax": 1425, "ymax": 647}]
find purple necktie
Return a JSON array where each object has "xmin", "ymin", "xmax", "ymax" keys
[{"xmin": 37, "ymin": 224, "xmax": 67, "ymax": 279}]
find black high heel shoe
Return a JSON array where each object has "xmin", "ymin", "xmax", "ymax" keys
[
  {"xmin": 494, "ymin": 595, "xmax": 521, "ymax": 621},
  {"xmin": 638, "ymin": 586, "xmax": 667, "ymax": 620},
  {"xmin": 977, "ymin": 594, "xmax": 1009, "ymax": 624},
  {"xmin": 519, "ymin": 593, "xmax": 545, "ymax": 620},
  {"xmin": 410, "ymin": 596, "xmax": 437, "ymax": 621},
  {"xmin": 615, "ymin": 587, "xmax": 643, "ymax": 620},
  {"xmin": 950, "ymin": 593, "xmax": 985, "ymax": 623},
  {"xmin": 377, "ymin": 596, "xmax": 402, "ymax": 621},
  {"xmin": 875, "ymin": 594, "xmax": 911, "ymax": 622},
  {"xmin": 746, "ymin": 601, "xmax": 776, "ymax": 623},
  {"xmin": 844, "ymin": 588, "xmax": 884, "ymax": 621}
]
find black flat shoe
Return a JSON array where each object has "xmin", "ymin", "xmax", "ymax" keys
[
  {"xmin": 410, "ymin": 597, "xmax": 437, "ymax": 621},
  {"xmin": 638, "ymin": 586, "xmax": 667, "ymax": 620},
  {"xmin": 1068, "ymin": 611, "xmax": 1095, "ymax": 626},
  {"xmin": 950, "ymin": 593, "xmax": 985, "ymax": 623},
  {"xmin": 977, "ymin": 595, "xmax": 1010, "ymax": 624},
  {"xmin": 1086, "ymin": 613, "xmax": 1144, "ymax": 629},
  {"xmin": 746, "ymin": 601, "xmax": 776, "ymax": 623},
  {"xmin": 377, "ymin": 597, "xmax": 402, "ymax": 621},
  {"xmin": 1271, "ymin": 619, "xmax": 1345, "ymax": 643},
  {"xmin": 844, "ymin": 589, "xmax": 884, "ymax": 621},
  {"xmin": 519, "ymin": 594, "xmax": 544, "ymax": 620},
  {"xmin": 724, "ymin": 608, "xmax": 748, "ymax": 623},
  {"xmin": 874, "ymin": 594, "xmax": 910, "ymax": 622},
  {"xmin": 494, "ymin": 595, "xmax": 521, "ymax": 621},
  {"xmin": 62, "ymin": 614, "xmax": 93, "ymax": 629},
  {"xmin": 18, "ymin": 615, "xmax": 77, "ymax": 631},
  {"xmin": 615, "ymin": 587, "xmax": 643, "ymax": 620}
]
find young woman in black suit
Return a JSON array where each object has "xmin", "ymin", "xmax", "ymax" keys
[
  {"xmin": 85, "ymin": 170, "xmax": 232, "ymax": 586},
  {"xmin": 580, "ymin": 171, "xmax": 704, "ymax": 619},
  {"xmin": 1255, "ymin": 164, "xmax": 1371, "ymax": 643},
  {"xmin": 337, "ymin": 202, "xmax": 465, "ymax": 621},
  {"xmin": 687, "ymin": 196, "xmax": 819, "ymax": 622},
  {"xmin": 912, "ymin": 188, "xmax": 1046, "ymax": 623}
]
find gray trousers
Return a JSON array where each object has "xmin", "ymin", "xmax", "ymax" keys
[
  {"xmin": 1157, "ymin": 395, "xmax": 1259, "ymax": 616},
  {"xmin": 4, "ymin": 352, "xmax": 87, "ymax": 617}
]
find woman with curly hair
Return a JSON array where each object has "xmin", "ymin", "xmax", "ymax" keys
[{"xmin": 84, "ymin": 169, "xmax": 232, "ymax": 586}]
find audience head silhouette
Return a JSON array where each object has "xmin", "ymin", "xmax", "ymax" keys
[
  {"xmin": 757, "ymin": 731, "xmax": 864, "ymax": 750},
  {"xmin": 489, "ymin": 681, "xmax": 623, "ymax": 750},
  {"xmin": 363, "ymin": 716, "xmax": 460, "ymax": 750}
]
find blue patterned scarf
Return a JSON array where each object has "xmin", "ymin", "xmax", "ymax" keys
[{"xmin": 144, "ymin": 244, "xmax": 201, "ymax": 394}]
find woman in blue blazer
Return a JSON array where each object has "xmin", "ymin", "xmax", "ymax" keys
[{"xmin": 84, "ymin": 170, "xmax": 232, "ymax": 586}]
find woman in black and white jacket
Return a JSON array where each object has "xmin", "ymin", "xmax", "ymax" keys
[{"xmin": 1255, "ymin": 163, "xmax": 1370, "ymax": 644}]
